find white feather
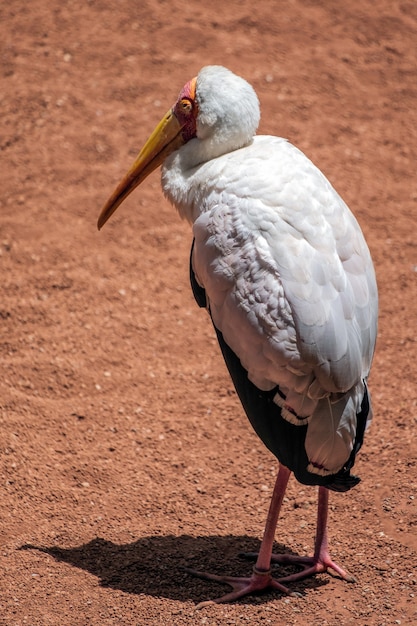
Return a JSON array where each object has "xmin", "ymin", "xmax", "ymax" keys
[{"xmin": 161, "ymin": 66, "xmax": 378, "ymax": 475}]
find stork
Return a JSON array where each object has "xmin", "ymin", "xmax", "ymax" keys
[{"xmin": 97, "ymin": 66, "xmax": 378, "ymax": 606}]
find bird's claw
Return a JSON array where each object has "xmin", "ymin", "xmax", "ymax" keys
[
  {"xmin": 239, "ymin": 551, "xmax": 356, "ymax": 584},
  {"xmin": 184, "ymin": 565, "xmax": 300, "ymax": 608}
]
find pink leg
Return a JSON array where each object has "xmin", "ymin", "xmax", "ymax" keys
[
  {"xmin": 185, "ymin": 464, "xmax": 302, "ymax": 608},
  {"xmin": 242, "ymin": 486, "xmax": 355, "ymax": 583},
  {"xmin": 271, "ymin": 486, "xmax": 356, "ymax": 583}
]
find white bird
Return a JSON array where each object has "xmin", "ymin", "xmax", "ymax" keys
[{"xmin": 98, "ymin": 65, "xmax": 378, "ymax": 606}]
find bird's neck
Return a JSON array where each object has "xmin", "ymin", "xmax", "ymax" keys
[{"xmin": 161, "ymin": 137, "xmax": 254, "ymax": 223}]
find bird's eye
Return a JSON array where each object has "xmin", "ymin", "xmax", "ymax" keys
[{"xmin": 180, "ymin": 98, "xmax": 193, "ymax": 115}]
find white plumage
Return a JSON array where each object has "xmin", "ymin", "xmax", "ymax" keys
[
  {"xmin": 98, "ymin": 65, "xmax": 378, "ymax": 605},
  {"xmin": 161, "ymin": 68, "xmax": 377, "ymax": 476}
]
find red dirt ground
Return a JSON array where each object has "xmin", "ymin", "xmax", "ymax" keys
[{"xmin": 1, "ymin": 1, "xmax": 416, "ymax": 624}]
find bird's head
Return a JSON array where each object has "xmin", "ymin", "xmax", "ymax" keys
[{"xmin": 97, "ymin": 66, "xmax": 260, "ymax": 229}]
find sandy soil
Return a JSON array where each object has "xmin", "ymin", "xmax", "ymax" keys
[{"xmin": 1, "ymin": 1, "xmax": 416, "ymax": 624}]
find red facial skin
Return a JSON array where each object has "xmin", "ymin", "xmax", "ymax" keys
[{"xmin": 173, "ymin": 77, "xmax": 198, "ymax": 143}]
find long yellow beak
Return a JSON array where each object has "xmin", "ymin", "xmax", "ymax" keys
[{"xmin": 97, "ymin": 109, "xmax": 185, "ymax": 230}]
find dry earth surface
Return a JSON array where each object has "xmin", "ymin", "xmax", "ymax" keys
[{"xmin": 1, "ymin": 1, "xmax": 417, "ymax": 624}]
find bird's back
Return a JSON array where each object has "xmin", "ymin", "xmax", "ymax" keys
[{"xmin": 165, "ymin": 135, "xmax": 378, "ymax": 484}]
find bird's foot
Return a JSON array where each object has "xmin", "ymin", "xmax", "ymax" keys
[
  {"xmin": 184, "ymin": 565, "xmax": 302, "ymax": 609},
  {"xmin": 240, "ymin": 551, "xmax": 356, "ymax": 584}
]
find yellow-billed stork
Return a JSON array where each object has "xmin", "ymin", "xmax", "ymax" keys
[{"xmin": 97, "ymin": 66, "xmax": 378, "ymax": 606}]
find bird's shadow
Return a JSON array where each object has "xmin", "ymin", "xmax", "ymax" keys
[{"xmin": 20, "ymin": 534, "xmax": 327, "ymax": 605}]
